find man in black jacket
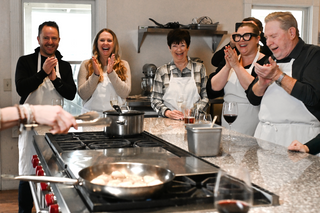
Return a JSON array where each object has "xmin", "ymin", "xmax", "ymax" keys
[{"xmin": 14, "ymin": 21, "xmax": 76, "ymax": 213}]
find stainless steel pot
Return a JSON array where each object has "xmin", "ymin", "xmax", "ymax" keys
[
  {"xmin": 9, "ymin": 162, "xmax": 175, "ymax": 200},
  {"xmin": 103, "ymin": 110, "xmax": 144, "ymax": 136}
]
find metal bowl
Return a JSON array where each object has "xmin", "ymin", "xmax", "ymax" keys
[{"xmin": 79, "ymin": 162, "xmax": 175, "ymax": 200}]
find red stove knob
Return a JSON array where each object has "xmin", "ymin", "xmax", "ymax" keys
[
  {"xmin": 45, "ymin": 193, "xmax": 57, "ymax": 206},
  {"xmin": 35, "ymin": 165, "xmax": 42, "ymax": 174},
  {"xmin": 40, "ymin": 182, "xmax": 50, "ymax": 191},
  {"xmin": 32, "ymin": 157, "xmax": 39, "ymax": 168},
  {"xmin": 49, "ymin": 204, "xmax": 60, "ymax": 213},
  {"xmin": 36, "ymin": 168, "xmax": 44, "ymax": 176}
]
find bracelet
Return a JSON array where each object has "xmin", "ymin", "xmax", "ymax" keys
[
  {"xmin": 23, "ymin": 104, "xmax": 35, "ymax": 124},
  {"xmin": 19, "ymin": 105, "xmax": 27, "ymax": 124},
  {"xmin": 14, "ymin": 104, "xmax": 22, "ymax": 125},
  {"xmin": 0, "ymin": 108, "xmax": 2, "ymax": 129}
]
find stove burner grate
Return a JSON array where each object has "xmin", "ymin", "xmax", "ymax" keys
[
  {"xmin": 134, "ymin": 140, "xmax": 162, "ymax": 147},
  {"xmin": 75, "ymin": 132, "xmax": 111, "ymax": 141},
  {"xmin": 87, "ymin": 139, "xmax": 131, "ymax": 149},
  {"xmin": 56, "ymin": 142, "xmax": 86, "ymax": 150},
  {"xmin": 53, "ymin": 134, "xmax": 78, "ymax": 141}
]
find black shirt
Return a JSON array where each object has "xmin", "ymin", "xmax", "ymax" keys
[{"xmin": 247, "ymin": 38, "xmax": 320, "ymax": 121}]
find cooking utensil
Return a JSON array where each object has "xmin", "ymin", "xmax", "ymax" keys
[
  {"xmin": 74, "ymin": 111, "xmax": 100, "ymax": 121},
  {"xmin": 103, "ymin": 110, "xmax": 144, "ymax": 136},
  {"xmin": 210, "ymin": 115, "xmax": 218, "ymax": 128},
  {"xmin": 112, "ymin": 104, "xmax": 122, "ymax": 114},
  {"xmin": 2, "ymin": 162, "xmax": 175, "ymax": 200},
  {"xmin": 23, "ymin": 117, "xmax": 112, "ymax": 131}
]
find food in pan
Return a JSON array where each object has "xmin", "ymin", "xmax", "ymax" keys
[{"xmin": 91, "ymin": 171, "xmax": 163, "ymax": 187}]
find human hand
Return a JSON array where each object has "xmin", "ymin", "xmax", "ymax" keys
[
  {"xmin": 32, "ymin": 105, "xmax": 78, "ymax": 134},
  {"xmin": 92, "ymin": 56, "xmax": 102, "ymax": 76},
  {"xmin": 288, "ymin": 140, "xmax": 309, "ymax": 153},
  {"xmin": 254, "ymin": 57, "xmax": 281, "ymax": 80},
  {"xmin": 48, "ymin": 67, "xmax": 57, "ymax": 81},
  {"xmin": 165, "ymin": 110, "xmax": 184, "ymax": 120},
  {"xmin": 107, "ymin": 54, "xmax": 115, "ymax": 74},
  {"xmin": 43, "ymin": 57, "xmax": 58, "ymax": 75},
  {"xmin": 224, "ymin": 45, "xmax": 239, "ymax": 69}
]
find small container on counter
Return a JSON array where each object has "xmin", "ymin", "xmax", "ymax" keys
[{"xmin": 185, "ymin": 124, "xmax": 222, "ymax": 157}]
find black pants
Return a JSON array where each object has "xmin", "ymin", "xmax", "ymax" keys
[{"xmin": 18, "ymin": 180, "xmax": 33, "ymax": 213}]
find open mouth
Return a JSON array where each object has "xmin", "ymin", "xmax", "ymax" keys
[{"xmin": 102, "ymin": 47, "xmax": 110, "ymax": 51}]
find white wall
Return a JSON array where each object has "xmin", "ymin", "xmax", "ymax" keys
[{"xmin": 0, "ymin": 0, "xmax": 319, "ymax": 190}]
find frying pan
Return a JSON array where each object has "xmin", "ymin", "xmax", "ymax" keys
[{"xmin": 4, "ymin": 162, "xmax": 175, "ymax": 200}]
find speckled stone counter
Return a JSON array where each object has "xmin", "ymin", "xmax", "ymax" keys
[
  {"xmin": 143, "ymin": 117, "xmax": 320, "ymax": 213},
  {"xmin": 35, "ymin": 117, "xmax": 320, "ymax": 213}
]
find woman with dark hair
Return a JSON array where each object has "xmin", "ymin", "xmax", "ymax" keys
[
  {"xmin": 211, "ymin": 17, "xmax": 272, "ymax": 69},
  {"xmin": 78, "ymin": 28, "xmax": 131, "ymax": 113},
  {"xmin": 206, "ymin": 23, "xmax": 268, "ymax": 135},
  {"xmin": 151, "ymin": 28, "xmax": 208, "ymax": 120}
]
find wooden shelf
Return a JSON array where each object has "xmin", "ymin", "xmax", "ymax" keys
[{"xmin": 138, "ymin": 26, "xmax": 227, "ymax": 53}]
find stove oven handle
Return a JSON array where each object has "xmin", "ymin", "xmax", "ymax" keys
[{"xmin": 29, "ymin": 181, "xmax": 49, "ymax": 213}]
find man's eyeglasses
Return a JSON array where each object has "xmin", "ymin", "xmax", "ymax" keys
[{"xmin": 232, "ymin": 33, "xmax": 258, "ymax": 42}]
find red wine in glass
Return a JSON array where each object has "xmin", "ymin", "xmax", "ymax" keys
[
  {"xmin": 217, "ymin": 200, "xmax": 250, "ymax": 213},
  {"xmin": 223, "ymin": 114, "xmax": 238, "ymax": 124}
]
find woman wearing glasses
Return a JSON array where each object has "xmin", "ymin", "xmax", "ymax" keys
[{"xmin": 206, "ymin": 22, "xmax": 268, "ymax": 136}]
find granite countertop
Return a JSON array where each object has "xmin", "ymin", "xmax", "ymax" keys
[
  {"xmin": 35, "ymin": 117, "xmax": 320, "ymax": 213},
  {"xmin": 143, "ymin": 117, "xmax": 320, "ymax": 213}
]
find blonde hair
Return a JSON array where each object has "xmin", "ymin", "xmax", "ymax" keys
[
  {"xmin": 265, "ymin": 12, "xmax": 299, "ymax": 37},
  {"xmin": 85, "ymin": 28, "xmax": 127, "ymax": 82}
]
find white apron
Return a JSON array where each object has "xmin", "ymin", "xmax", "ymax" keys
[
  {"xmin": 254, "ymin": 59, "xmax": 320, "ymax": 147},
  {"xmin": 83, "ymin": 69, "xmax": 123, "ymax": 115},
  {"xmin": 19, "ymin": 53, "xmax": 63, "ymax": 175},
  {"xmin": 163, "ymin": 63, "xmax": 200, "ymax": 111},
  {"xmin": 222, "ymin": 51, "xmax": 260, "ymax": 136}
]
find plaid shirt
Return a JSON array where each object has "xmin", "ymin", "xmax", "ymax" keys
[{"xmin": 151, "ymin": 58, "xmax": 208, "ymax": 117}]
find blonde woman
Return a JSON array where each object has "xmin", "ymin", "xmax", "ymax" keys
[{"xmin": 78, "ymin": 28, "xmax": 131, "ymax": 113}]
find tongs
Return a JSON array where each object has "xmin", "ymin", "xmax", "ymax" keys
[{"xmin": 23, "ymin": 116, "xmax": 112, "ymax": 130}]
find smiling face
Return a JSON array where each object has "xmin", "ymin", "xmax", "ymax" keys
[
  {"xmin": 97, "ymin": 31, "xmax": 114, "ymax": 59},
  {"xmin": 37, "ymin": 26, "xmax": 60, "ymax": 57},
  {"xmin": 234, "ymin": 26, "xmax": 260, "ymax": 56},
  {"xmin": 264, "ymin": 20, "xmax": 296, "ymax": 60},
  {"xmin": 169, "ymin": 41, "xmax": 189, "ymax": 64}
]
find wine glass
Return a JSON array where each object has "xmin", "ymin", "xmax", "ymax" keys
[
  {"xmin": 214, "ymin": 165, "xmax": 253, "ymax": 213},
  {"xmin": 223, "ymin": 102, "xmax": 238, "ymax": 141},
  {"xmin": 176, "ymin": 94, "xmax": 185, "ymax": 112},
  {"xmin": 110, "ymin": 95, "xmax": 118, "ymax": 107},
  {"xmin": 198, "ymin": 113, "xmax": 212, "ymax": 124}
]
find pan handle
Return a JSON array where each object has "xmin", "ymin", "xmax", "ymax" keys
[{"xmin": 14, "ymin": 175, "xmax": 80, "ymax": 185}]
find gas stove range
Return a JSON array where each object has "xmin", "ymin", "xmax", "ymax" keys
[{"xmin": 31, "ymin": 131, "xmax": 279, "ymax": 212}]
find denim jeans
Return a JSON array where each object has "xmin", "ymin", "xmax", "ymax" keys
[{"xmin": 18, "ymin": 180, "xmax": 33, "ymax": 213}]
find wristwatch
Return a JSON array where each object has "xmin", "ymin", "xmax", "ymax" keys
[{"xmin": 275, "ymin": 72, "xmax": 286, "ymax": 86}]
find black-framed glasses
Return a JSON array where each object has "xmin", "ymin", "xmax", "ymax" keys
[{"xmin": 232, "ymin": 33, "xmax": 258, "ymax": 42}]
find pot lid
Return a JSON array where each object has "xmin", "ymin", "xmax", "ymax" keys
[{"xmin": 103, "ymin": 110, "xmax": 145, "ymax": 116}]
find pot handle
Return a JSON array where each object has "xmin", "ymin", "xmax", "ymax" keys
[
  {"xmin": 116, "ymin": 119, "xmax": 127, "ymax": 125},
  {"xmin": 2, "ymin": 174, "xmax": 80, "ymax": 185}
]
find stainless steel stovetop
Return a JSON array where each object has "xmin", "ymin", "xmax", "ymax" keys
[{"xmin": 32, "ymin": 131, "xmax": 279, "ymax": 212}]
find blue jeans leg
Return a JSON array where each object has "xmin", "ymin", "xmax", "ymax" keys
[{"xmin": 18, "ymin": 180, "xmax": 34, "ymax": 213}]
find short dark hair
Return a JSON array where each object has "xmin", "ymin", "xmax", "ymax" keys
[
  {"xmin": 38, "ymin": 21, "xmax": 60, "ymax": 37},
  {"xmin": 167, "ymin": 29, "xmax": 191, "ymax": 48},
  {"xmin": 242, "ymin": 17, "xmax": 263, "ymax": 32}
]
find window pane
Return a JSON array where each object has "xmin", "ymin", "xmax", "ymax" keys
[
  {"xmin": 24, "ymin": 2, "xmax": 92, "ymax": 61},
  {"xmin": 251, "ymin": 8, "xmax": 304, "ymax": 40}
]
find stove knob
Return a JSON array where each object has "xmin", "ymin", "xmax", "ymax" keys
[
  {"xmin": 49, "ymin": 204, "xmax": 60, "ymax": 213},
  {"xmin": 31, "ymin": 157, "xmax": 39, "ymax": 168},
  {"xmin": 35, "ymin": 165, "xmax": 42, "ymax": 174},
  {"xmin": 40, "ymin": 182, "xmax": 50, "ymax": 191},
  {"xmin": 36, "ymin": 168, "xmax": 44, "ymax": 176},
  {"xmin": 45, "ymin": 193, "xmax": 57, "ymax": 206}
]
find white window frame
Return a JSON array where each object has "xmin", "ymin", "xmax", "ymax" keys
[
  {"xmin": 243, "ymin": 0, "xmax": 319, "ymax": 45},
  {"xmin": 9, "ymin": 0, "xmax": 107, "ymax": 105}
]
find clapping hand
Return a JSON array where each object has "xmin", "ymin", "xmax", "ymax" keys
[{"xmin": 107, "ymin": 54, "xmax": 115, "ymax": 74}]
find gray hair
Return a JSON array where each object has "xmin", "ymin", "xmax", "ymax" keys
[{"xmin": 265, "ymin": 12, "xmax": 299, "ymax": 37}]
